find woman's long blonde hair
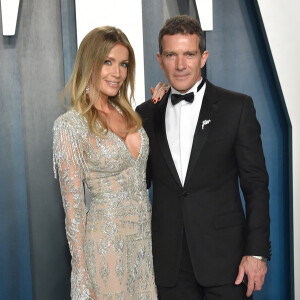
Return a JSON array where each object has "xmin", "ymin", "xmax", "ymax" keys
[{"xmin": 61, "ymin": 26, "xmax": 142, "ymax": 137}]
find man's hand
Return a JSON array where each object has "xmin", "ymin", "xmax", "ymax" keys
[{"xmin": 235, "ymin": 255, "xmax": 267, "ymax": 297}]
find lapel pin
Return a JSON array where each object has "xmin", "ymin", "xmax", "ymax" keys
[{"xmin": 202, "ymin": 119, "xmax": 211, "ymax": 130}]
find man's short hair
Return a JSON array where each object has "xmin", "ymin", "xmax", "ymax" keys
[{"xmin": 158, "ymin": 15, "xmax": 206, "ymax": 54}]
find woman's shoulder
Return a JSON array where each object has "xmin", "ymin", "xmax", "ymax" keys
[{"xmin": 53, "ymin": 109, "xmax": 88, "ymax": 133}]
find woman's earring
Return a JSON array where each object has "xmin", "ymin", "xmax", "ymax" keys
[{"xmin": 85, "ymin": 84, "xmax": 90, "ymax": 94}]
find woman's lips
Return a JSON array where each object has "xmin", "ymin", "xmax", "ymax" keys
[{"xmin": 106, "ymin": 81, "xmax": 120, "ymax": 87}]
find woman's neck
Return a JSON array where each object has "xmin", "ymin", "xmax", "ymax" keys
[{"xmin": 94, "ymin": 96, "xmax": 111, "ymax": 113}]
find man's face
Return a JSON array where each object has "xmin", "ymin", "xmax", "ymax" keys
[{"xmin": 157, "ymin": 34, "xmax": 208, "ymax": 93}]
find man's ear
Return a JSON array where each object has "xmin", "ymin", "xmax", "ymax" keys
[
  {"xmin": 156, "ymin": 52, "xmax": 164, "ymax": 70},
  {"xmin": 200, "ymin": 50, "xmax": 209, "ymax": 68}
]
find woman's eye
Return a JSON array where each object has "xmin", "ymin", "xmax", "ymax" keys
[
  {"xmin": 121, "ymin": 62, "xmax": 128, "ymax": 68},
  {"xmin": 104, "ymin": 60, "xmax": 111, "ymax": 65}
]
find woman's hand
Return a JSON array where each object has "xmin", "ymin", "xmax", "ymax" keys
[{"xmin": 150, "ymin": 82, "xmax": 170, "ymax": 104}]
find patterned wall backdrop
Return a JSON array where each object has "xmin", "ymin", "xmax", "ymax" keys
[{"xmin": 0, "ymin": 0, "xmax": 293, "ymax": 299}]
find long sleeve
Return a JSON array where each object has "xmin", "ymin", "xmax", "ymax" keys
[
  {"xmin": 53, "ymin": 117, "xmax": 92, "ymax": 300},
  {"xmin": 235, "ymin": 96, "xmax": 271, "ymax": 260}
]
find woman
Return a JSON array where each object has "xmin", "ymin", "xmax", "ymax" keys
[{"xmin": 53, "ymin": 26, "xmax": 162, "ymax": 299}]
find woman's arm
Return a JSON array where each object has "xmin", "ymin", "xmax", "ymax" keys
[{"xmin": 53, "ymin": 118, "xmax": 94, "ymax": 299}]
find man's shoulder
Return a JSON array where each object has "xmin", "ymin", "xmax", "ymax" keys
[
  {"xmin": 208, "ymin": 81, "xmax": 252, "ymax": 103},
  {"xmin": 136, "ymin": 99, "xmax": 154, "ymax": 116},
  {"xmin": 136, "ymin": 99, "xmax": 153, "ymax": 110}
]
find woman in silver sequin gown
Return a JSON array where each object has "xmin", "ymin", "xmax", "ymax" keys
[{"xmin": 53, "ymin": 27, "xmax": 157, "ymax": 300}]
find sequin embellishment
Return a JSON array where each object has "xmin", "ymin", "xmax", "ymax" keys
[{"xmin": 53, "ymin": 109, "xmax": 156, "ymax": 299}]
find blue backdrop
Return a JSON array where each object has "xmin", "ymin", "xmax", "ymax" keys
[
  {"xmin": 0, "ymin": 22, "xmax": 33, "ymax": 300},
  {"xmin": 205, "ymin": 1, "xmax": 292, "ymax": 299},
  {"xmin": 0, "ymin": 0, "xmax": 293, "ymax": 299}
]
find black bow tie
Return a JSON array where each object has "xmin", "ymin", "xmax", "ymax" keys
[
  {"xmin": 171, "ymin": 92, "xmax": 194, "ymax": 105},
  {"xmin": 171, "ymin": 78, "xmax": 206, "ymax": 106}
]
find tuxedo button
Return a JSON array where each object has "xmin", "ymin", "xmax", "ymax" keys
[{"xmin": 182, "ymin": 190, "xmax": 189, "ymax": 197}]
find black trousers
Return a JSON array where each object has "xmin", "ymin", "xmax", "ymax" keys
[{"xmin": 157, "ymin": 231, "xmax": 253, "ymax": 300}]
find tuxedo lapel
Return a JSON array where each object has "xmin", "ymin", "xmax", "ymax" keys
[
  {"xmin": 184, "ymin": 81, "xmax": 219, "ymax": 187},
  {"xmin": 154, "ymin": 91, "xmax": 182, "ymax": 187}
]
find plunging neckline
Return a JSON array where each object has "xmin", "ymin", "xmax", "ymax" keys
[
  {"xmin": 106, "ymin": 100, "xmax": 142, "ymax": 162},
  {"xmin": 109, "ymin": 128, "xmax": 143, "ymax": 162}
]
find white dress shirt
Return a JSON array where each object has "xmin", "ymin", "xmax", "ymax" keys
[{"xmin": 165, "ymin": 78, "xmax": 206, "ymax": 185}]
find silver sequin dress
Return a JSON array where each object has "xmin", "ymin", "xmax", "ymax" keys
[{"xmin": 53, "ymin": 109, "xmax": 157, "ymax": 300}]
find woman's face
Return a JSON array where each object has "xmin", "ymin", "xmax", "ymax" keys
[{"xmin": 95, "ymin": 43, "xmax": 129, "ymax": 100}]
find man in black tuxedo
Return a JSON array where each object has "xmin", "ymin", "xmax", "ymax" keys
[{"xmin": 136, "ymin": 15, "xmax": 271, "ymax": 299}]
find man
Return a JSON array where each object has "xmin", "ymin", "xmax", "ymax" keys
[{"xmin": 136, "ymin": 15, "xmax": 271, "ymax": 299}]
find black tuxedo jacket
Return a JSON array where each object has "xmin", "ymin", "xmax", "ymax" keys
[{"xmin": 136, "ymin": 80, "xmax": 271, "ymax": 287}]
